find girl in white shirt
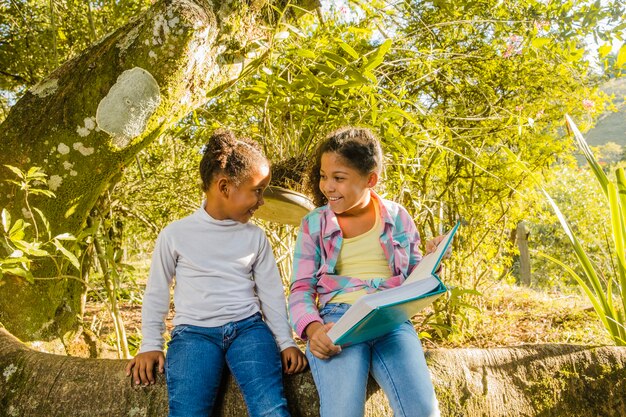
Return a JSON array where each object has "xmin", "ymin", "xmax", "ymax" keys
[{"xmin": 126, "ymin": 130, "xmax": 306, "ymax": 417}]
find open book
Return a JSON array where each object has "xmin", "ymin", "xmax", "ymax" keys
[{"xmin": 326, "ymin": 222, "xmax": 459, "ymax": 346}]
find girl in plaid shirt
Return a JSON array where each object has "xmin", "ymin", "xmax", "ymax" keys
[{"xmin": 289, "ymin": 127, "xmax": 442, "ymax": 417}]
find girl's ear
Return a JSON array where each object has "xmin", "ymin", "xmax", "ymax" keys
[
  {"xmin": 217, "ymin": 176, "xmax": 230, "ymax": 198},
  {"xmin": 367, "ymin": 171, "xmax": 379, "ymax": 188}
]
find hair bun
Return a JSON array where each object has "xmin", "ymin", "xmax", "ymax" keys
[
  {"xmin": 204, "ymin": 129, "xmax": 237, "ymax": 168},
  {"xmin": 198, "ymin": 129, "xmax": 268, "ymax": 192}
]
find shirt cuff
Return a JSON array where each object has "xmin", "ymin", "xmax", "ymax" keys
[
  {"xmin": 294, "ymin": 312, "xmax": 324, "ymax": 340},
  {"xmin": 137, "ymin": 343, "xmax": 164, "ymax": 354},
  {"xmin": 278, "ymin": 339, "xmax": 298, "ymax": 351}
]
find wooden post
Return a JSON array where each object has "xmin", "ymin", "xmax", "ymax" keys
[{"xmin": 517, "ymin": 221, "xmax": 531, "ymax": 286}]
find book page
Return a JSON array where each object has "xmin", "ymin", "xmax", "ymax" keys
[{"xmin": 360, "ymin": 275, "xmax": 441, "ymax": 306}]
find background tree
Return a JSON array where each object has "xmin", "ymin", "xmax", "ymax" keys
[
  {"xmin": 1, "ymin": 0, "xmax": 625, "ymax": 352},
  {"xmin": 0, "ymin": 0, "xmax": 318, "ymax": 349},
  {"xmin": 121, "ymin": 0, "xmax": 625, "ymax": 341},
  {"xmin": 0, "ymin": 0, "xmax": 153, "ymax": 121}
]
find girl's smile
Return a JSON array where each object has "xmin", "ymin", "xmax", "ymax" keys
[
  {"xmin": 230, "ymin": 163, "xmax": 270, "ymax": 223},
  {"xmin": 205, "ymin": 162, "xmax": 270, "ymax": 223},
  {"xmin": 319, "ymin": 152, "xmax": 377, "ymax": 216}
]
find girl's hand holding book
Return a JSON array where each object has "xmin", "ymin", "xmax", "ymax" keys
[
  {"xmin": 425, "ymin": 235, "xmax": 452, "ymax": 259},
  {"xmin": 305, "ymin": 322, "xmax": 342, "ymax": 360}
]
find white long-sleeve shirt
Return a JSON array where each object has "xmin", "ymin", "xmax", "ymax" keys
[{"xmin": 138, "ymin": 204, "xmax": 297, "ymax": 353}]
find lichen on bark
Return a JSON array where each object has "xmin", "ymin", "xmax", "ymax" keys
[{"xmin": 96, "ymin": 67, "xmax": 161, "ymax": 147}]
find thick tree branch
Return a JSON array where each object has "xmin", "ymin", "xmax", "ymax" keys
[{"xmin": 1, "ymin": 328, "xmax": 625, "ymax": 416}]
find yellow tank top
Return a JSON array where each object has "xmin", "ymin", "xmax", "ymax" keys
[{"xmin": 331, "ymin": 204, "xmax": 392, "ymax": 304}]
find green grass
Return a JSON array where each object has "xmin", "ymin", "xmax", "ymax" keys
[{"xmin": 421, "ymin": 283, "xmax": 612, "ymax": 349}]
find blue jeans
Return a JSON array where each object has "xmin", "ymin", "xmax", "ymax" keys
[
  {"xmin": 165, "ymin": 313, "xmax": 290, "ymax": 417},
  {"xmin": 306, "ymin": 303, "xmax": 440, "ymax": 417}
]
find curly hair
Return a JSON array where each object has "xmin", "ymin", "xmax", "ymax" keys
[
  {"xmin": 199, "ymin": 129, "xmax": 268, "ymax": 191},
  {"xmin": 308, "ymin": 127, "xmax": 383, "ymax": 207}
]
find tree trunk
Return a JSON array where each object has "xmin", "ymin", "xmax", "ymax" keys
[
  {"xmin": 0, "ymin": 0, "xmax": 317, "ymax": 344},
  {"xmin": 1, "ymin": 328, "xmax": 625, "ymax": 417}
]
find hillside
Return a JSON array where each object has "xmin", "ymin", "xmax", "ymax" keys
[{"xmin": 585, "ymin": 77, "xmax": 626, "ymax": 146}]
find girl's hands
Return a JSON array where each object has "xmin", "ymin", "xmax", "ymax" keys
[
  {"xmin": 305, "ymin": 322, "xmax": 342, "ymax": 360},
  {"xmin": 281, "ymin": 346, "xmax": 308, "ymax": 374},
  {"xmin": 125, "ymin": 351, "xmax": 165, "ymax": 386},
  {"xmin": 425, "ymin": 235, "xmax": 452, "ymax": 258}
]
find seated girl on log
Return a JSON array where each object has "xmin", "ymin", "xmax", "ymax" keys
[
  {"xmin": 289, "ymin": 127, "xmax": 445, "ymax": 417},
  {"xmin": 126, "ymin": 130, "xmax": 307, "ymax": 417}
]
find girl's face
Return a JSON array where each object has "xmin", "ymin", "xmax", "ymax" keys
[
  {"xmin": 319, "ymin": 152, "xmax": 376, "ymax": 215},
  {"xmin": 222, "ymin": 162, "xmax": 270, "ymax": 223}
]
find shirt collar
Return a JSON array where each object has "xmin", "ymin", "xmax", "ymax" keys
[{"xmin": 321, "ymin": 190, "xmax": 393, "ymax": 238}]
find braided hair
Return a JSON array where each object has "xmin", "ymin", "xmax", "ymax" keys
[{"xmin": 199, "ymin": 129, "xmax": 268, "ymax": 191}]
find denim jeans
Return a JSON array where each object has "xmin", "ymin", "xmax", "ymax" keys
[
  {"xmin": 165, "ymin": 313, "xmax": 290, "ymax": 417},
  {"xmin": 306, "ymin": 303, "xmax": 440, "ymax": 417}
]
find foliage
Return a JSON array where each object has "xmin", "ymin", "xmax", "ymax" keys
[
  {"xmin": 0, "ymin": 0, "xmax": 152, "ymax": 123},
  {"xmin": 526, "ymin": 162, "xmax": 613, "ymax": 290},
  {"xmin": 539, "ymin": 116, "xmax": 626, "ymax": 345},
  {"xmin": 180, "ymin": 0, "xmax": 624, "ymax": 340},
  {"xmin": 0, "ymin": 0, "xmax": 152, "ymax": 90},
  {"xmin": 0, "ymin": 165, "xmax": 137, "ymax": 356},
  {"xmin": 420, "ymin": 282, "xmax": 611, "ymax": 348},
  {"xmin": 0, "ymin": 165, "xmax": 79, "ymax": 282},
  {"xmin": 2, "ymin": 0, "xmax": 626, "ymax": 347},
  {"xmin": 603, "ymin": 48, "xmax": 626, "ymax": 79}
]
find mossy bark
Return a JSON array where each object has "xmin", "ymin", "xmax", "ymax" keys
[
  {"xmin": 0, "ymin": 0, "xmax": 317, "ymax": 344},
  {"xmin": 1, "ymin": 328, "xmax": 625, "ymax": 416}
]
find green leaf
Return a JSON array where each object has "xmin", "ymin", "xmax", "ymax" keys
[
  {"xmin": 614, "ymin": 168, "xmax": 626, "ymax": 318},
  {"xmin": 387, "ymin": 107, "xmax": 419, "ymax": 126},
  {"xmin": 26, "ymin": 166, "xmax": 46, "ymax": 179},
  {"xmin": 328, "ymin": 78, "xmax": 348, "ymax": 86},
  {"xmin": 274, "ymin": 31, "xmax": 290, "ymax": 41},
  {"xmin": 20, "ymin": 243, "xmax": 49, "ymax": 257},
  {"xmin": 370, "ymin": 94, "xmax": 378, "ymax": 125},
  {"xmin": 531, "ymin": 38, "xmax": 550, "ymax": 48},
  {"xmin": 54, "ymin": 233, "xmax": 76, "ymax": 240},
  {"xmin": 283, "ymin": 23, "xmax": 306, "ymax": 38},
  {"xmin": 9, "ymin": 219, "xmax": 27, "ymax": 241},
  {"xmin": 336, "ymin": 39, "xmax": 359, "ymax": 59},
  {"xmin": 1, "ymin": 257, "xmax": 29, "ymax": 265},
  {"xmin": 565, "ymin": 115, "xmax": 609, "ymax": 196},
  {"xmin": 346, "ymin": 68, "xmax": 370, "ymax": 85},
  {"xmin": 598, "ymin": 44, "xmax": 613, "ymax": 58},
  {"xmin": 32, "ymin": 207, "xmax": 51, "ymax": 239},
  {"xmin": 362, "ymin": 71, "xmax": 377, "ymax": 83},
  {"xmin": 323, "ymin": 51, "xmax": 349, "ymax": 66},
  {"xmin": 294, "ymin": 49, "xmax": 316, "ymax": 59},
  {"xmin": 313, "ymin": 63, "xmax": 337, "ymax": 74},
  {"xmin": 363, "ymin": 39, "xmax": 392, "ymax": 72},
  {"xmin": 607, "ymin": 183, "xmax": 626, "ymax": 288},
  {"xmin": 2, "ymin": 267, "xmax": 34, "ymax": 283},
  {"xmin": 4, "ymin": 165, "xmax": 25, "ymax": 179},
  {"xmin": 617, "ymin": 43, "xmax": 626, "ymax": 68},
  {"xmin": 29, "ymin": 189, "xmax": 56, "ymax": 198},
  {"xmin": 53, "ymin": 239, "xmax": 81, "ymax": 271}
]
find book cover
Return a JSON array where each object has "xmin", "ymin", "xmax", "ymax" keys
[{"xmin": 326, "ymin": 222, "xmax": 459, "ymax": 346}]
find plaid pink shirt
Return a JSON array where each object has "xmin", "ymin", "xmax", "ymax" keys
[{"xmin": 288, "ymin": 192, "xmax": 423, "ymax": 339}]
